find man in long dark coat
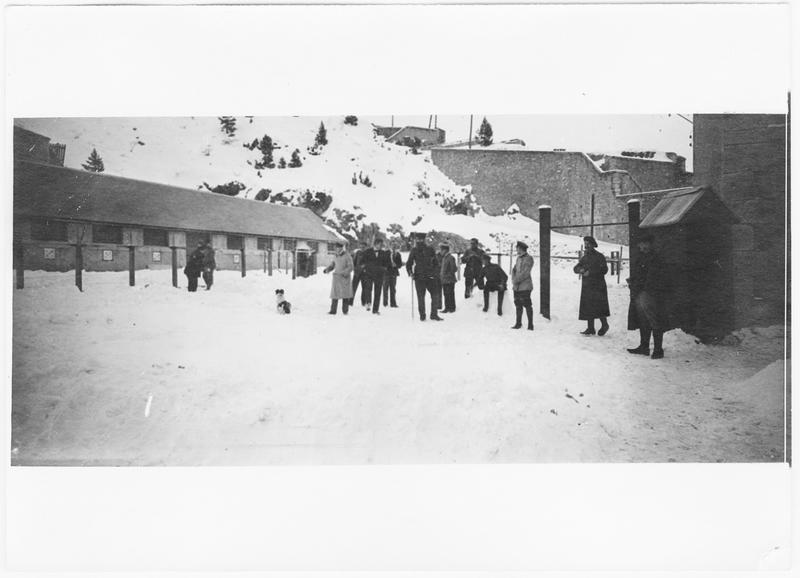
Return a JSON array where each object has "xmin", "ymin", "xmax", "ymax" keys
[
  {"xmin": 361, "ymin": 238, "xmax": 392, "ymax": 314},
  {"xmin": 573, "ymin": 236, "xmax": 610, "ymax": 335},
  {"xmin": 460, "ymin": 238, "xmax": 485, "ymax": 298},
  {"xmin": 382, "ymin": 243, "xmax": 403, "ymax": 308},
  {"xmin": 406, "ymin": 233, "xmax": 443, "ymax": 321},
  {"xmin": 627, "ymin": 233, "xmax": 671, "ymax": 359},
  {"xmin": 184, "ymin": 241, "xmax": 205, "ymax": 292},
  {"xmin": 479, "ymin": 254, "xmax": 508, "ymax": 316}
]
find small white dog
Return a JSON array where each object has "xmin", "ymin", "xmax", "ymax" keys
[{"xmin": 275, "ymin": 289, "xmax": 292, "ymax": 315}]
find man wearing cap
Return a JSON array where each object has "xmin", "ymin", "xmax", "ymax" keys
[
  {"xmin": 361, "ymin": 238, "xmax": 392, "ymax": 314},
  {"xmin": 460, "ymin": 238, "xmax": 486, "ymax": 298},
  {"xmin": 406, "ymin": 233, "xmax": 443, "ymax": 321},
  {"xmin": 627, "ymin": 233, "xmax": 670, "ymax": 359},
  {"xmin": 478, "ymin": 253, "xmax": 508, "ymax": 316},
  {"xmin": 439, "ymin": 243, "xmax": 458, "ymax": 313},
  {"xmin": 511, "ymin": 241, "xmax": 534, "ymax": 330}
]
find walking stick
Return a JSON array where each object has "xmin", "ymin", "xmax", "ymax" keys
[{"xmin": 410, "ymin": 275, "xmax": 415, "ymax": 321}]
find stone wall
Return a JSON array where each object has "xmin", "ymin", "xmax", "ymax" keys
[
  {"xmin": 430, "ymin": 148, "xmax": 651, "ymax": 244},
  {"xmin": 692, "ymin": 113, "xmax": 788, "ymax": 328}
]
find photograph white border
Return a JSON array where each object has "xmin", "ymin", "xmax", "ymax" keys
[{"xmin": 2, "ymin": 2, "xmax": 794, "ymax": 574}]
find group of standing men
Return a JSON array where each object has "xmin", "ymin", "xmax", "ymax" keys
[
  {"xmin": 325, "ymin": 234, "xmax": 536, "ymax": 330},
  {"xmin": 183, "ymin": 239, "xmax": 217, "ymax": 292}
]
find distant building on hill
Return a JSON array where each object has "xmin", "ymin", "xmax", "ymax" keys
[
  {"xmin": 13, "ymin": 128, "xmax": 342, "ymax": 277},
  {"xmin": 373, "ymin": 125, "xmax": 446, "ymax": 146}
]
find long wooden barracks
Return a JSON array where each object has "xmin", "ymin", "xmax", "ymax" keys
[{"xmin": 13, "ymin": 127, "xmax": 342, "ymax": 283}]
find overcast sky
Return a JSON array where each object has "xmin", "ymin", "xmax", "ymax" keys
[{"xmin": 368, "ymin": 114, "xmax": 694, "ymax": 168}]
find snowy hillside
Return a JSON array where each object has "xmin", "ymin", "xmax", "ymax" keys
[{"xmin": 16, "ymin": 116, "xmax": 618, "ymax": 256}]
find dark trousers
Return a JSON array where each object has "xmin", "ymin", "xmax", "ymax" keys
[
  {"xmin": 638, "ymin": 327, "xmax": 664, "ymax": 351},
  {"xmin": 383, "ymin": 274, "xmax": 398, "ymax": 307},
  {"xmin": 414, "ymin": 277, "xmax": 440, "ymax": 318},
  {"xmin": 350, "ymin": 269, "xmax": 362, "ymax": 306},
  {"xmin": 202, "ymin": 268, "xmax": 214, "ymax": 290},
  {"xmin": 330, "ymin": 299, "xmax": 350, "ymax": 315},
  {"xmin": 360, "ymin": 277, "xmax": 373, "ymax": 306},
  {"xmin": 483, "ymin": 288, "xmax": 505, "ymax": 313},
  {"xmin": 464, "ymin": 271, "xmax": 479, "ymax": 297},
  {"xmin": 442, "ymin": 282, "xmax": 456, "ymax": 312},
  {"xmin": 513, "ymin": 289, "xmax": 533, "ymax": 328},
  {"xmin": 186, "ymin": 274, "xmax": 199, "ymax": 292},
  {"xmin": 370, "ymin": 276, "xmax": 384, "ymax": 313}
]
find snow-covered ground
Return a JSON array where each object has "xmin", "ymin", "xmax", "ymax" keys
[{"xmin": 11, "ymin": 264, "xmax": 786, "ymax": 465}]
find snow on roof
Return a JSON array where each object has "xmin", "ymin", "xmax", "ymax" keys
[{"xmin": 639, "ymin": 187, "xmax": 739, "ymax": 228}]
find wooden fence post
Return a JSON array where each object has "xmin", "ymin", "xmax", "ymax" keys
[
  {"xmin": 128, "ymin": 246, "xmax": 135, "ymax": 286},
  {"xmin": 539, "ymin": 205, "xmax": 551, "ymax": 319},
  {"xmin": 241, "ymin": 247, "xmax": 246, "ymax": 277},
  {"xmin": 628, "ymin": 200, "xmax": 641, "ymax": 272},
  {"xmin": 171, "ymin": 247, "xmax": 178, "ymax": 288},
  {"xmin": 75, "ymin": 242, "xmax": 83, "ymax": 292},
  {"xmin": 618, "ymin": 245, "xmax": 623, "ymax": 284},
  {"xmin": 268, "ymin": 250, "xmax": 273, "ymax": 276},
  {"xmin": 14, "ymin": 243, "xmax": 23, "ymax": 289},
  {"xmin": 292, "ymin": 248, "xmax": 297, "ymax": 280}
]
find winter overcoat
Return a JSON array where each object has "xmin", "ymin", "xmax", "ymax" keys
[
  {"xmin": 184, "ymin": 248, "xmax": 204, "ymax": 278},
  {"xmin": 201, "ymin": 245, "xmax": 216, "ymax": 271},
  {"xmin": 361, "ymin": 248, "xmax": 392, "ymax": 280},
  {"xmin": 627, "ymin": 250, "xmax": 673, "ymax": 331},
  {"xmin": 440, "ymin": 253, "xmax": 458, "ymax": 284},
  {"xmin": 512, "ymin": 253, "xmax": 534, "ymax": 291},
  {"xmin": 461, "ymin": 247, "xmax": 486, "ymax": 275},
  {"xmin": 479, "ymin": 263, "xmax": 508, "ymax": 291},
  {"xmin": 406, "ymin": 245, "xmax": 439, "ymax": 280},
  {"xmin": 385, "ymin": 251, "xmax": 404, "ymax": 277},
  {"xmin": 325, "ymin": 252, "xmax": 355, "ymax": 300},
  {"xmin": 574, "ymin": 250, "xmax": 610, "ymax": 320}
]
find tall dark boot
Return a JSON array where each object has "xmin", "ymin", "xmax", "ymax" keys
[
  {"xmin": 652, "ymin": 330, "xmax": 664, "ymax": 359},
  {"xmin": 525, "ymin": 305, "xmax": 534, "ymax": 330},
  {"xmin": 342, "ymin": 300, "xmax": 349, "ymax": 315},
  {"xmin": 581, "ymin": 319, "xmax": 595, "ymax": 335},
  {"xmin": 598, "ymin": 317, "xmax": 609, "ymax": 336},
  {"xmin": 628, "ymin": 328, "xmax": 651, "ymax": 355},
  {"xmin": 497, "ymin": 291, "xmax": 504, "ymax": 316},
  {"xmin": 483, "ymin": 291, "xmax": 490, "ymax": 312},
  {"xmin": 329, "ymin": 299, "xmax": 338, "ymax": 315},
  {"xmin": 512, "ymin": 306, "xmax": 523, "ymax": 329}
]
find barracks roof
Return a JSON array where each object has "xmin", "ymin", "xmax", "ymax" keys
[{"xmin": 14, "ymin": 160, "xmax": 341, "ymax": 243}]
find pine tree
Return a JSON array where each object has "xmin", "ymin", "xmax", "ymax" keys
[
  {"xmin": 218, "ymin": 116, "xmax": 237, "ymax": 138},
  {"xmin": 477, "ymin": 117, "xmax": 493, "ymax": 146},
  {"xmin": 255, "ymin": 135, "xmax": 275, "ymax": 169},
  {"xmin": 315, "ymin": 122, "xmax": 328, "ymax": 146},
  {"xmin": 288, "ymin": 149, "xmax": 303, "ymax": 168},
  {"xmin": 82, "ymin": 148, "xmax": 105, "ymax": 172},
  {"xmin": 344, "ymin": 115, "xmax": 358, "ymax": 126},
  {"xmin": 278, "ymin": 157, "xmax": 287, "ymax": 169}
]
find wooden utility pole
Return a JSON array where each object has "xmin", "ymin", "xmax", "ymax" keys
[
  {"xmin": 468, "ymin": 115, "xmax": 473, "ymax": 149},
  {"xmin": 171, "ymin": 247, "xmax": 178, "ymax": 287},
  {"xmin": 590, "ymin": 194, "xmax": 596, "ymax": 238},
  {"xmin": 539, "ymin": 206, "xmax": 551, "ymax": 319},
  {"xmin": 128, "ymin": 246, "xmax": 135, "ymax": 286},
  {"xmin": 627, "ymin": 200, "xmax": 641, "ymax": 269},
  {"xmin": 428, "ymin": 115, "xmax": 432, "ymax": 129}
]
